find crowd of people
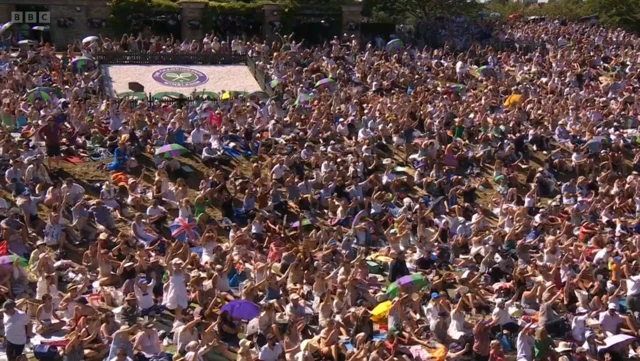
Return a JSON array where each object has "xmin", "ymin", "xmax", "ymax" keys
[{"xmin": 1, "ymin": 14, "xmax": 640, "ymax": 361}]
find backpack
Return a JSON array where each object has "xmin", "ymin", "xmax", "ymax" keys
[{"xmin": 34, "ymin": 344, "xmax": 58, "ymax": 361}]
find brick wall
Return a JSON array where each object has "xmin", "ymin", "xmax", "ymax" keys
[
  {"xmin": 181, "ymin": 2, "xmax": 205, "ymax": 42},
  {"xmin": 23, "ymin": 0, "xmax": 109, "ymax": 48},
  {"xmin": 0, "ymin": 4, "xmax": 13, "ymax": 24}
]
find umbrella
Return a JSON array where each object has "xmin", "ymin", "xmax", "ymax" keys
[
  {"xmin": 0, "ymin": 254, "xmax": 28, "ymax": 268},
  {"xmin": 508, "ymin": 13, "xmax": 523, "ymax": 20},
  {"xmin": 598, "ymin": 334, "xmax": 636, "ymax": 351},
  {"xmin": 18, "ymin": 40, "xmax": 36, "ymax": 46},
  {"xmin": 269, "ymin": 79, "xmax": 281, "ymax": 88},
  {"xmin": 26, "ymin": 90, "xmax": 50, "ymax": 103},
  {"xmin": 117, "ymin": 91, "xmax": 146, "ymax": 101},
  {"xmin": 248, "ymin": 91, "xmax": 269, "ymax": 99},
  {"xmin": 152, "ymin": 92, "xmax": 184, "ymax": 100},
  {"xmin": 352, "ymin": 209, "xmax": 369, "ymax": 228},
  {"xmin": 370, "ymin": 301, "xmax": 392, "ymax": 322},
  {"xmin": 0, "ymin": 22, "xmax": 12, "ymax": 35},
  {"xmin": 386, "ymin": 274, "xmax": 430, "ymax": 298},
  {"xmin": 71, "ymin": 56, "xmax": 94, "ymax": 72},
  {"xmin": 315, "ymin": 78, "xmax": 335, "ymax": 88},
  {"xmin": 289, "ymin": 219, "xmax": 314, "ymax": 228},
  {"xmin": 32, "ymin": 26, "xmax": 49, "ymax": 31},
  {"xmin": 220, "ymin": 300, "xmax": 260, "ymax": 320},
  {"xmin": 82, "ymin": 36, "xmax": 98, "ymax": 44},
  {"xmin": 294, "ymin": 93, "xmax": 313, "ymax": 106},
  {"xmin": 451, "ymin": 84, "xmax": 466, "ymax": 92},
  {"xmin": 169, "ymin": 217, "xmax": 200, "ymax": 243},
  {"xmin": 193, "ymin": 91, "xmax": 218, "ymax": 99},
  {"xmin": 386, "ymin": 39, "xmax": 404, "ymax": 53},
  {"xmin": 155, "ymin": 143, "xmax": 189, "ymax": 158},
  {"xmin": 490, "ymin": 12, "xmax": 502, "ymax": 18}
]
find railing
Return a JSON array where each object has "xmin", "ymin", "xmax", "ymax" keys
[
  {"xmin": 246, "ymin": 56, "xmax": 276, "ymax": 98},
  {"xmin": 93, "ymin": 51, "xmax": 246, "ymax": 65}
]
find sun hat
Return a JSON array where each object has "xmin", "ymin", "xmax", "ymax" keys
[{"xmin": 555, "ymin": 341, "xmax": 573, "ymax": 353}]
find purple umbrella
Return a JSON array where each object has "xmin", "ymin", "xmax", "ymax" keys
[{"xmin": 221, "ymin": 300, "xmax": 260, "ymax": 320}]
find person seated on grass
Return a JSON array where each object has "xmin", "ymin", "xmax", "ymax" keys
[{"xmin": 35, "ymin": 293, "xmax": 67, "ymax": 336}]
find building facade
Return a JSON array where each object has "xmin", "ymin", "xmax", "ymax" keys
[{"xmin": 0, "ymin": 0, "xmax": 362, "ymax": 47}]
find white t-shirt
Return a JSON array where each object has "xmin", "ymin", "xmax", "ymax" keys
[
  {"xmin": 571, "ymin": 314, "xmax": 589, "ymax": 342},
  {"xmin": 599, "ymin": 311, "xmax": 621, "ymax": 335},
  {"xmin": 190, "ymin": 128, "xmax": 206, "ymax": 144},
  {"xmin": 4, "ymin": 310, "xmax": 30, "ymax": 345},
  {"xmin": 516, "ymin": 333, "xmax": 534, "ymax": 361},
  {"xmin": 626, "ymin": 274, "xmax": 640, "ymax": 297},
  {"xmin": 271, "ymin": 164, "xmax": 288, "ymax": 180},
  {"xmin": 146, "ymin": 206, "xmax": 166, "ymax": 217},
  {"xmin": 259, "ymin": 343, "xmax": 283, "ymax": 361}
]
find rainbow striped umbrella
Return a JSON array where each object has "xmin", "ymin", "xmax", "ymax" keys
[
  {"xmin": 0, "ymin": 22, "xmax": 12, "ymax": 35},
  {"xmin": 386, "ymin": 39, "xmax": 404, "ymax": 53},
  {"xmin": 0, "ymin": 254, "xmax": 28, "ymax": 268},
  {"xmin": 315, "ymin": 78, "xmax": 335, "ymax": 87}
]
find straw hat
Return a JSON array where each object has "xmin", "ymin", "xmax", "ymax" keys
[
  {"xmin": 555, "ymin": 341, "xmax": 573, "ymax": 353},
  {"xmin": 125, "ymin": 292, "xmax": 137, "ymax": 301}
]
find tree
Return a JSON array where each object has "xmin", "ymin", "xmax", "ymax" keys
[
  {"xmin": 583, "ymin": 0, "xmax": 640, "ymax": 32},
  {"xmin": 365, "ymin": 0, "xmax": 483, "ymax": 21}
]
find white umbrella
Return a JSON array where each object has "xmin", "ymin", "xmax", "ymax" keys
[
  {"xmin": 82, "ymin": 36, "xmax": 98, "ymax": 44},
  {"xmin": 17, "ymin": 40, "xmax": 36, "ymax": 46},
  {"xmin": 598, "ymin": 334, "xmax": 636, "ymax": 352}
]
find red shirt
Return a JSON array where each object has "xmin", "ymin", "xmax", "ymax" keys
[{"xmin": 38, "ymin": 124, "xmax": 61, "ymax": 146}]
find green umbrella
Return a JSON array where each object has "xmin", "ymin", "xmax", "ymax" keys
[
  {"xmin": 152, "ymin": 92, "xmax": 185, "ymax": 100},
  {"xmin": 117, "ymin": 91, "xmax": 146, "ymax": 101},
  {"xmin": 193, "ymin": 91, "xmax": 218, "ymax": 99},
  {"xmin": 386, "ymin": 273, "xmax": 430, "ymax": 298},
  {"xmin": 155, "ymin": 143, "xmax": 189, "ymax": 159},
  {"xmin": 26, "ymin": 90, "xmax": 50, "ymax": 103},
  {"xmin": 28, "ymin": 87, "xmax": 61, "ymax": 97}
]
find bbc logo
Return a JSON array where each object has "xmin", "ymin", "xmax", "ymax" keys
[{"xmin": 11, "ymin": 12, "xmax": 50, "ymax": 24}]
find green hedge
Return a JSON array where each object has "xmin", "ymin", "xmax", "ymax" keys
[{"xmin": 206, "ymin": 0, "xmax": 274, "ymax": 14}]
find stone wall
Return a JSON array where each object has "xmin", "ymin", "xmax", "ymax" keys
[
  {"xmin": 341, "ymin": 4, "xmax": 362, "ymax": 40},
  {"xmin": 181, "ymin": 1, "xmax": 205, "ymax": 42},
  {"xmin": 262, "ymin": 4, "xmax": 281, "ymax": 42},
  {"xmin": 0, "ymin": 4, "xmax": 13, "ymax": 24},
  {"xmin": 15, "ymin": 0, "xmax": 111, "ymax": 48}
]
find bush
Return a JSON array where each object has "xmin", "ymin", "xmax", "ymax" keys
[{"xmin": 108, "ymin": 0, "xmax": 180, "ymax": 35}]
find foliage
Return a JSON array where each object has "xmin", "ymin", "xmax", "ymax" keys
[
  {"xmin": 206, "ymin": 0, "xmax": 271, "ymax": 14},
  {"xmin": 364, "ymin": 0, "xmax": 481, "ymax": 22},
  {"xmin": 484, "ymin": 0, "xmax": 640, "ymax": 32},
  {"xmin": 108, "ymin": 0, "xmax": 179, "ymax": 34}
]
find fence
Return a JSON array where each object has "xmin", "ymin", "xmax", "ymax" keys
[
  {"xmin": 246, "ymin": 56, "xmax": 276, "ymax": 98},
  {"xmin": 93, "ymin": 51, "xmax": 246, "ymax": 65}
]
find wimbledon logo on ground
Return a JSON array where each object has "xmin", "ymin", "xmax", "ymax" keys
[{"xmin": 152, "ymin": 67, "xmax": 209, "ymax": 87}]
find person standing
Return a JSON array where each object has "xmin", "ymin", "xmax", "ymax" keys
[
  {"xmin": 2, "ymin": 299, "xmax": 32, "ymax": 361},
  {"xmin": 36, "ymin": 116, "xmax": 62, "ymax": 170}
]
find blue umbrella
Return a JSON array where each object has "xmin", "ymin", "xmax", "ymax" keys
[
  {"xmin": 221, "ymin": 300, "xmax": 260, "ymax": 320},
  {"xmin": 169, "ymin": 217, "xmax": 200, "ymax": 243}
]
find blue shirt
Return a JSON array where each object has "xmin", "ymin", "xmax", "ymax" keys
[{"xmin": 174, "ymin": 129, "xmax": 185, "ymax": 145}]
